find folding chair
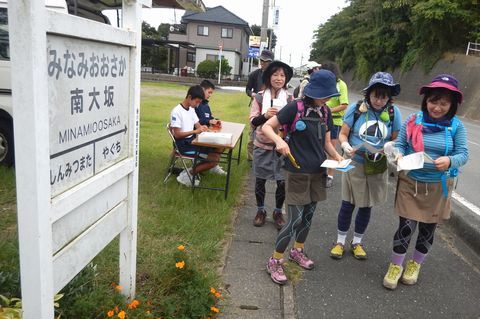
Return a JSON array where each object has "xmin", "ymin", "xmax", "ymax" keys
[{"xmin": 163, "ymin": 123, "xmax": 196, "ymax": 184}]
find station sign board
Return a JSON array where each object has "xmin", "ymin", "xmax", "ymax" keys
[{"xmin": 47, "ymin": 36, "xmax": 130, "ymax": 197}]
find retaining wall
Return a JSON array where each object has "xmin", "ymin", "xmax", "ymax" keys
[{"xmin": 343, "ymin": 53, "xmax": 480, "ymax": 121}]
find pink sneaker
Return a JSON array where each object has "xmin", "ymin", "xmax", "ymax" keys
[
  {"xmin": 289, "ymin": 248, "xmax": 314, "ymax": 270},
  {"xmin": 266, "ymin": 257, "xmax": 287, "ymax": 285}
]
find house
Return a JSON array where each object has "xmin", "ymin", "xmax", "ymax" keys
[{"xmin": 168, "ymin": 6, "xmax": 253, "ymax": 78}]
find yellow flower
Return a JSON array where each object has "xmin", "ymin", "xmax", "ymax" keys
[
  {"xmin": 210, "ymin": 306, "xmax": 220, "ymax": 313},
  {"xmin": 177, "ymin": 245, "xmax": 185, "ymax": 251},
  {"xmin": 118, "ymin": 310, "xmax": 126, "ymax": 319},
  {"xmin": 210, "ymin": 287, "xmax": 217, "ymax": 294},
  {"xmin": 107, "ymin": 310, "xmax": 115, "ymax": 317},
  {"xmin": 215, "ymin": 292, "xmax": 221, "ymax": 298},
  {"xmin": 175, "ymin": 261, "xmax": 185, "ymax": 269}
]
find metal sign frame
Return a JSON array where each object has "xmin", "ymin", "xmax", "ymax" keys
[{"xmin": 8, "ymin": 1, "xmax": 149, "ymax": 317}]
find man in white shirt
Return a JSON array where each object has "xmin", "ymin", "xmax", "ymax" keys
[{"xmin": 170, "ymin": 85, "xmax": 224, "ymax": 186}]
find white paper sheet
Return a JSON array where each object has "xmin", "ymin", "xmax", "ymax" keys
[
  {"xmin": 352, "ymin": 141, "xmax": 383, "ymax": 154},
  {"xmin": 321, "ymin": 159, "xmax": 352, "ymax": 169},
  {"xmin": 261, "ymin": 99, "xmax": 286, "ymax": 114},
  {"xmin": 397, "ymin": 152, "xmax": 425, "ymax": 171}
]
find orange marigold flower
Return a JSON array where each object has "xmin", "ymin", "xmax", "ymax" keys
[
  {"xmin": 210, "ymin": 306, "xmax": 220, "ymax": 313},
  {"xmin": 177, "ymin": 245, "xmax": 185, "ymax": 251},
  {"xmin": 215, "ymin": 292, "xmax": 221, "ymax": 298},
  {"xmin": 114, "ymin": 306, "xmax": 119, "ymax": 313},
  {"xmin": 128, "ymin": 299, "xmax": 140, "ymax": 309},
  {"xmin": 107, "ymin": 310, "xmax": 115, "ymax": 317},
  {"xmin": 175, "ymin": 261, "xmax": 185, "ymax": 269},
  {"xmin": 117, "ymin": 310, "xmax": 126, "ymax": 319},
  {"xmin": 115, "ymin": 285, "xmax": 123, "ymax": 292},
  {"xmin": 210, "ymin": 287, "xmax": 217, "ymax": 294}
]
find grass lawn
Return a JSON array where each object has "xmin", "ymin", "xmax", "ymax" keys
[{"xmin": 0, "ymin": 81, "xmax": 251, "ymax": 318}]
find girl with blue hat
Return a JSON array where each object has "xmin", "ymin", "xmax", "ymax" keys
[
  {"xmin": 262, "ymin": 69, "xmax": 344, "ymax": 285},
  {"xmin": 330, "ymin": 72, "xmax": 403, "ymax": 261}
]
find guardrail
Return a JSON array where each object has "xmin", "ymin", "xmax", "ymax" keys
[{"xmin": 466, "ymin": 42, "xmax": 480, "ymax": 56}]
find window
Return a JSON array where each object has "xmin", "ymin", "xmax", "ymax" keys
[
  {"xmin": 206, "ymin": 54, "xmax": 224, "ymax": 62},
  {"xmin": 197, "ymin": 25, "xmax": 209, "ymax": 36},
  {"xmin": 0, "ymin": 8, "xmax": 9, "ymax": 60},
  {"xmin": 206, "ymin": 54, "xmax": 217, "ymax": 62},
  {"xmin": 187, "ymin": 52, "xmax": 196, "ymax": 62},
  {"xmin": 221, "ymin": 27, "xmax": 233, "ymax": 39}
]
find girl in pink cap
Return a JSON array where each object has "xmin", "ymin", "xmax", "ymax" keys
[{"xmin": 383, "ymin": 74, "xmax": 469, "ymax": 289}]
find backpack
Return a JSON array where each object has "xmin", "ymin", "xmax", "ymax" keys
[
  {"xmin": 282, "ymin": 100, "xmax": 329, "ymax": 141},
  {"xmin": 411, "ymin": 111, "xmax": 461, "ymax": 197},
  {"xmin": 348, "ymin": 100, "xmax": 395, "ymax": 139},
  {"xmin": 293, "ymin": 78, "xmax": 309, "ymax": 98},
  {"xmin": 352, "ymin": 100, "xmax": 395, "ymax": 127}
]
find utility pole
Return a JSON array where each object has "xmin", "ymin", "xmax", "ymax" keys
[{"xmin": 261, "ymin": 0, "xmax": 269, "ymax": 45}]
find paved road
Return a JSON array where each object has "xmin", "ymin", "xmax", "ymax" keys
[{"xmin": 219, "ymin": 171, "xmax": 480, "ymax": 319}]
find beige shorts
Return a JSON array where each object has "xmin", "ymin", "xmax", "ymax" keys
[{"xmin": 285, "ymin": 170, "xmax": 327, "ymax": 206}]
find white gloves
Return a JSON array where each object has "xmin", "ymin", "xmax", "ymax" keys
[
  {"xmin": 341, "ymin": 141, "xmax": 354, "ymax": 156},
  {"xmin": 383, "ymin": 141, "xmax": 401, "ymax": 163}
]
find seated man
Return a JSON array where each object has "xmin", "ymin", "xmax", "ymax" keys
[
  {"xmin": 195, "ymin": 79, "xmax": 226, "ymax": 175},
  {"xmin": 170, "ymin": 85, "xmax": 223, "ymax": 187}
]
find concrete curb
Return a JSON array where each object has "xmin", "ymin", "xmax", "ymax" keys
[{"xmin": 447, "ymin": 199, "xmax": 480, "ymax": 255}]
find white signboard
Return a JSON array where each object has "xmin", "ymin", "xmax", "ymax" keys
[{"xmin": 47, "ymin": 36, "xmax": 130, "ymax": 196}]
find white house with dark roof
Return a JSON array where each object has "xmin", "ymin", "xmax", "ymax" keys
[{"xmin": 168, "ymin": 5, "xmax": 253, "ymax": 78}]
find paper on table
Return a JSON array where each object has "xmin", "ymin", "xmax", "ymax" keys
[
  {"xmin": 321, "ymin": 159, "xmax": 352, "ymax": 169},
  {"xmin": 352, "ymin": 141, "xmax": 383, "ymax": 154},
  {"xmin": 397, "ymin": 152, "xmax": 424, "ymax": 171},
  {"xmin": 261, "ymin": 99, "xmax": 286, "ymax": 114}
]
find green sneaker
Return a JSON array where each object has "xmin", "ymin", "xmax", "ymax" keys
[
  {"xmin": 401, "ymin": 260, "xmax": 421, "ymax": 285},
  {"xmin": 383, "ymin": 263, "xmax": 403, "ymax": 290}
]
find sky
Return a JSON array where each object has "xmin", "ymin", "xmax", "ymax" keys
[{"xmin": 141, "ymin": 0, "xmax": 349, "ymax": 67}]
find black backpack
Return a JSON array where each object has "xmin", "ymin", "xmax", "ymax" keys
[{"xmin": 293, "ymin": 78, "xmax": 309, "ymax": 98}]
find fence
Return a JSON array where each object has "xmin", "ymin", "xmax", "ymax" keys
[{"xmin": 466, "ymin": 42, "xmax": 480, "ymax": 56}]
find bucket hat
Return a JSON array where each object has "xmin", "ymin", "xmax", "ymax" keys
[
  {"xmin": 419, "ymin": 74, "xmax": 463, "ymax": 104},
  {"xmin": 303, "ymin": 69, "xmax": 340, "ymax": 99},
  {"xmin": 262, "ymin": 60, "xmax": 293, "ymax": 85},
  {"xmin": 259, "ymin": 49, "xmax": 274, "ymax": 62},
  {"xmin": 363, "ymin": 72, "xmax": 401, "ymax": 96}
]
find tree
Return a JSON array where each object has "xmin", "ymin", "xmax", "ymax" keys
[
  {"xmin": 309, "ymin": 0, "xmax": 480, "ymax": 78},
  {"xmin": 197, "ymin": 59, "xmax": 232, "ymax": 79}
]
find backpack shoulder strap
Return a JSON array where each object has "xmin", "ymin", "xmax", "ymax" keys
[
  {"xmin": 255, "ymin": 92, "xmax": 263, "ymax": 113},
  {"xmin": 352, "ymin": 100, "xmax": 363, "ymax": 126},
  {"xmin": 450, "ymin": 116, "xmax": 459, "ymax": 137}
]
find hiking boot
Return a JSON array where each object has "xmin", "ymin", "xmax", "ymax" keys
[
  {"xmin": 253, "ymin": 209, "xmax": 266, "ymax": 227},
  {"xmin": 383, "ymin": 263, "xmax": 403, "ymax": 290},
  {"xmin": 272, "ymin": 210, "xmax": 286, "ymax": 230},
  {"xmin": 350, "ymin": 242, "xmax": 367, "ymax": 260},
  {"xmin": 401, "ymin": 260, "xmax": 421, "ymax": 285},
  {"xmin": 289, "ymin": 248, "xmax": 314, "ymax": 270},
  {"xmin": 326, "ymin": 176, "xmax": 333, "ymax": 188},
  {"xmin": 210, "ymin": 165, "xmax": 227, "ymax": 175},
  {"xmin": 330, "ymin": 243, "xmax": 345, "ymax": 259},
  {"xmin": 266, "ymin": 257, "xmax": 287, "ymax": 285}
]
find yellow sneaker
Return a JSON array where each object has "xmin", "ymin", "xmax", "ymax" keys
[
  {"xmin": 383, "ymin": 263, "xmax": 403, "ymax": 290},
  {"xmin": 401, "ymin": 260, "xmax": 421, "ymax": 285},
  {"xmin": 350, "ymin": 242, "xmax": 367, "ymax": 260},
  {"xmin": 330, "ymin": 243, "xmax": 345, "ymax": 259}
]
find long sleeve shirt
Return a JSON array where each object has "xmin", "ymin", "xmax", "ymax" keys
[{"xmin": 395, "ymin": 114, "xmax": 469, "ymax": 182}]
